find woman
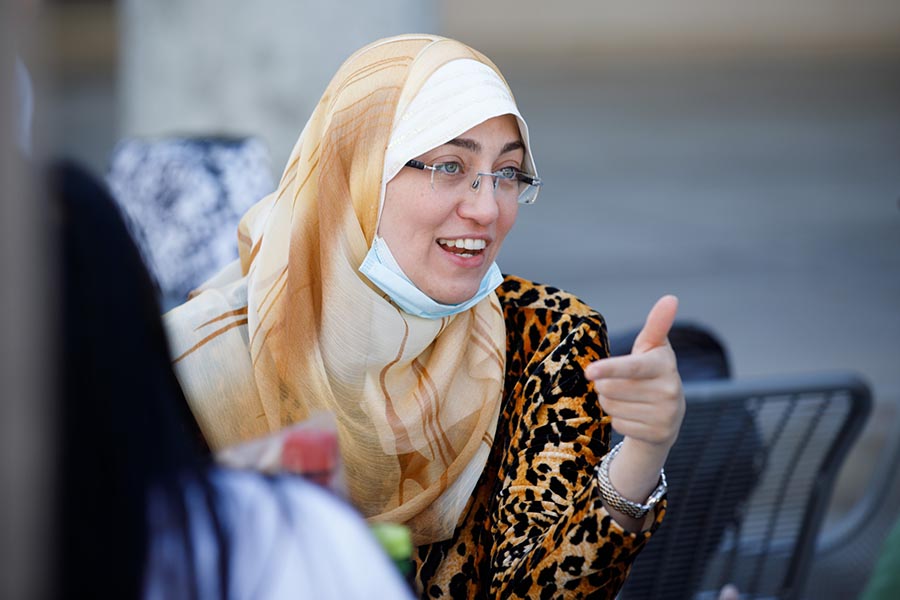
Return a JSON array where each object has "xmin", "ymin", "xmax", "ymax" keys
[{"xmin": 165, "ymin": 34, "xmax": 685, "ymax": 598}]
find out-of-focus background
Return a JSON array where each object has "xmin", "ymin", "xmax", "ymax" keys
[{"xmin": 3, "ymin": 0, "xmax": 899, "ymax": 597}]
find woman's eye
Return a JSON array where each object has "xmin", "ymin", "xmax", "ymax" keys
[
  {"xmin": 435, "ymin": 162, "xmax": 464, "ymax": 176},
  {"xmin": 496, "ymin": 167, "xmax": 519, "ymax": 179}
]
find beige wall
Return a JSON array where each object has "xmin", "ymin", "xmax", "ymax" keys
[{"xmin": 441, "ymin": 0, "xmax": 900, "ymax": 63}]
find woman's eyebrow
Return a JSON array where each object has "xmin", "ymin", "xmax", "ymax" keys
[
  {"xmin": 445, "ymin": 138, "xmax": 480, "ymax": 153},
  {"xmin": 501, "ymin": 140, "xmax": 525, "ymax": 155},
  {"xmin": 443, "ymin": 138, "xmax": 525, "ymax": 155}
]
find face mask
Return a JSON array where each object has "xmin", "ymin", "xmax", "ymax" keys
[{"xmin": 359, "ymin": 236, "xmax": 503, "ymax": 320}]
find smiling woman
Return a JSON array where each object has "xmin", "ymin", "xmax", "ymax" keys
[
  {"xmin": 376, "ymin": 115, "xmax": 522, "ymax": 305},
  {"xmin": 163, "ymin": 34, "xmax": 685, "ymax": 599}
]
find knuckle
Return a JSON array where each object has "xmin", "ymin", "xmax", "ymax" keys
[
  {"xmin": 596, "ymin": 393, "xmax": 613, "ymax": 411},
  {"xmin": 654, "ymin": 375, "xmax": 681, "ymax": 400}
]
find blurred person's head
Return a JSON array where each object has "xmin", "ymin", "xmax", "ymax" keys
[{"xmin": 53, "ymin": 161, "xmax": 211, "ymax": 597}]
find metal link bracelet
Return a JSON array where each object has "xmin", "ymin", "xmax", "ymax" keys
[{"xmin": 595, "ymin": 441, "xmax": 668, "ymax": 520}]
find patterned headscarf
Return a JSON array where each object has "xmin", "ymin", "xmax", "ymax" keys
[{"xmin": 165, "ymin": 34, "xmax": 530, "ymax": 544}]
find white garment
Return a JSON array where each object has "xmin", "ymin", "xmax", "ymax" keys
[{"xmin": 143, "ymin": 469, "xmax": 414, "ymax": 599}]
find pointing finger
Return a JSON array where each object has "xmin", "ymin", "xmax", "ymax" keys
[{"xmin": 584, "ymin": 348, "xmax": 671, "ymax": 381}]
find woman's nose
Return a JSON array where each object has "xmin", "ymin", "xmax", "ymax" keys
[{"xmin": 457, "ymin": 176, "xmax": 499, "ymax": 224}]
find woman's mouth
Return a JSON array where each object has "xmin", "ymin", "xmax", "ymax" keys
[{"xmin": 437, "ymin": 237, "xmax": 486, "ymax": 259}]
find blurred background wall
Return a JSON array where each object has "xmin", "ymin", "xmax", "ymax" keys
[
  {"xmin": 28, "ymin": 0, "xmax": 900, "ymax": 597},
  {"xmin": 442, "ymin": 0, "xmax": 900, "ymax": 62}
]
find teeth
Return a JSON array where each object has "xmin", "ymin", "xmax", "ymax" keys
[{"xmin": 438, "ymin": 238, "xmax": 486, "ymax": 251}]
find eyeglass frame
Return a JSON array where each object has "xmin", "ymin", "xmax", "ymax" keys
[{"xmin": 404, "ymin": 159, "xmax": 542, "ymax": 205}]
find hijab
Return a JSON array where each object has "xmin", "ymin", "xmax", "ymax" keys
[{"xmin": 164, "ymin": 34, "xmax": 536, "ymax": 544}]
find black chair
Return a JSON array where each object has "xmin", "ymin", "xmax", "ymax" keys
[{"xmin": 619, "ymin": 372, "xmax": 871, "ymax": 600}]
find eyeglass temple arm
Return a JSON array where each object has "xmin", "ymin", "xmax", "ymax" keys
[{"xmin": 517, "ymin": 172, "xmax": 542, "ymax": 187}]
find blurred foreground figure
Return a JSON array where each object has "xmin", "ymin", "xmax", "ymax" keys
[{"xmin": 54, "ymin": 161, "xmax": 412, "ymax": 599}]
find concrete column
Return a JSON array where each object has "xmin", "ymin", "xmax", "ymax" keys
[
  {"xmin": 120, "ymin": 0, "xmax": 437, "ymax": 171},
  {"xmin": 1, "ymin": 5, "xmax": 53, "ymax": 599}
]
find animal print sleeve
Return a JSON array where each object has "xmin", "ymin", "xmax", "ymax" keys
[{"xmin": 489, "ymin": 314, "xmax": 666, "ymax": 599}]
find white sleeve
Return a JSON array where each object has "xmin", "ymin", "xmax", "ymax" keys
[{"xmin": 144, "ymin": 469, "xmax": 414, "ymax": 600}]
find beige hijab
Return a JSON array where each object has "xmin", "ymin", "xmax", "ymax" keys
[{"xmin": 164, "ymin": 34, "xmax": 522, "ymax": 544}]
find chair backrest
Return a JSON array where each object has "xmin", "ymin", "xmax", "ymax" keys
[
  {"xmin": 619, "ymin": 372, "xmax": 871, "ymax": 600},
  {"xmin": 805, "ymin": 406, "xmax": 900, "ymax": 599},
  {"xmin": 106, "ymin": 136, "xmax": 275, "ymax": 310}
]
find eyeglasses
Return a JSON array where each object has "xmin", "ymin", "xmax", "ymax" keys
[{"xmin": 404, "ymin": 159, "xmax": 542, "ymax": 205}]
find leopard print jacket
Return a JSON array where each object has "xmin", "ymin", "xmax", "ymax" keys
[{"xmin": 414, "ymin": 275, "xmax": 666, "ymax": 599}]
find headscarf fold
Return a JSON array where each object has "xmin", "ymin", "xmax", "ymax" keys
[{"xmin": 165, "ymin": 34, "xmax": 522, "ymax": 544}]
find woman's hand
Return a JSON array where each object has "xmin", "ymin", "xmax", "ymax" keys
[
  {"xmin": 583, "ymin": 295, "xmax": 686, "ymax": 530},
  {"xmin": 585, "ymin": 295, "xmax": 685, "ymax": 451}
]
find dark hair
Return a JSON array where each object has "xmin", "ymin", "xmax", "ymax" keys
[{"xmin": 53, "ymin": 160, "xmax": 226, "ymax": 598}]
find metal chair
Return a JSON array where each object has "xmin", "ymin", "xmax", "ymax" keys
[{"xmin": 618, "ymin": 372, "xmax": 872, "ymax": 600}]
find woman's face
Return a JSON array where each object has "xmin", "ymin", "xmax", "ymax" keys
[{"xmin": 380, "ymin": 115, "xmax": 523, "ymax": 305}]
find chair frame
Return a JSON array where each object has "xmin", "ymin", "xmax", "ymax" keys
[
  {"xmin": 620, "ymin": 371, "xmax": 871, "ymax": 600},
  {"xmin": 686, "ymin": 372, "xmax": 871, "ymax": 599}
]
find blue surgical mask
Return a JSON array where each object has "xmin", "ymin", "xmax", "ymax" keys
[{"xmin": 359, "ymin": 236, "xmax": 503, "ymax": 319}]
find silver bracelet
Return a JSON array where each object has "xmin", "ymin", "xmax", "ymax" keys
[{"xmin": 595, "ymin": 441, "xmax": 667, "ymax": 520}]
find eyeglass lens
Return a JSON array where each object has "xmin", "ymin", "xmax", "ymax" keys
[{"xmin": 430, "ymin": 164, "xmax": 536, "ymax": 204}]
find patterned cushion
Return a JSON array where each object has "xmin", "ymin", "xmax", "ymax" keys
[{"xmin": 106, "ymin": 136, "xmax": 274, "ymax": 309}]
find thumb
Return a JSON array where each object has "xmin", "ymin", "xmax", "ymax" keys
[{"xmin": 632, "ymin": 295, "xmax": 679, "ymax": 354}]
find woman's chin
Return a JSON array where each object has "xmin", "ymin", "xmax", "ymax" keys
[
  {"xmin": 429, "ymin": 285, "xmax": 481, "ymax": 306},
  {"xmin": 415, "ymin": 265, "xmax": 494, "ymax": 306}
]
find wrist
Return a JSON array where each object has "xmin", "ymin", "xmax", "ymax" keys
[
  {"xmin": 620, "ymin": 435, "xmax": 673, "ymax": 473},
  {"xmin": 596, "ymin": 441, "xmax": 667, "ymax": 520}
]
